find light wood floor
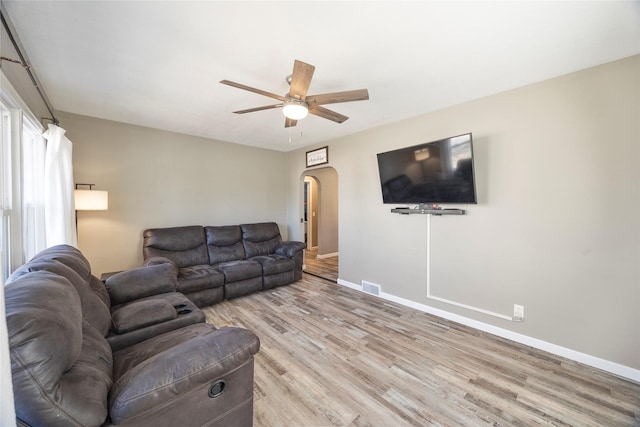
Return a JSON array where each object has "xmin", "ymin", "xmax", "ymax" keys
[
  {"xmin": 203, "ymin": 275, "xmax": 640, "ymax": 426},
  {"xmin": 303, "ymin": 248, "xmax": 339, "ymax": 282}
]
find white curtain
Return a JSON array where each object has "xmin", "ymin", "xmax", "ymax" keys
[{"xmin": 43, "ymin": 124, "xmax": 77, "ymax": 247}]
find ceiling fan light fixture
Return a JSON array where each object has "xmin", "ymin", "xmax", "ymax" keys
[{"xmin": 282, "ymin": 100, "xmax": 308, "ymax": 120}]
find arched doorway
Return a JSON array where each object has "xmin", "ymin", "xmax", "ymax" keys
[{"xmin": 300, "ymin": 167, "xmax": 338, "ymax": 282}]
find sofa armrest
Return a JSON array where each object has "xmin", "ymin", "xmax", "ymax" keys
[
  {"xmin": 109, "ymin": 327, "xmax": 260, "ymax": 424},
  {"xmin": 143, "ymin": 256, "xmax": 178, "ymax": 268},
  {"xmin": 274, "ymin": 241, "xmax": 306, "ymax": 257},
  {"xmin": 111, "ymin": 299, "xmax": 177, "ymax": 334},
  {"xmin": 105, "ymin": 263, "xmax": 178, "ymax": 305}
]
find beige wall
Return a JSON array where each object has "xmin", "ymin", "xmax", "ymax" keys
[
  {"xmin": 285, "ymin": 55, "xmax": 640, "ymax": 370},
  {"xmin": 60, "ymin": 112, "xmax": 288, "ymax": 276},
  {"xmin": 1, "ymin": 19, "xmax": 51, "ymax": 123}
]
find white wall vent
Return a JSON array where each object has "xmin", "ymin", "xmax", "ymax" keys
[{"xmin": 361, "ymin": 281, "xmax": 381, "ymax": 296}]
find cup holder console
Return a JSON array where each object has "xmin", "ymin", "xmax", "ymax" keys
[{"xmin": 173, "ymin": 303, "xmax": 192, "ymax": 315}]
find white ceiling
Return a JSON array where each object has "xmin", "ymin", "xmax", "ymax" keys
[{"xmin": 3, "ymin": 1, "xmax": 639, "ymax": 152}]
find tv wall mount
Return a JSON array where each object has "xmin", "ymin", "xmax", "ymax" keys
[{"xmin": 391, "ymin": 204, "xmax": 465, "ymax": 216}]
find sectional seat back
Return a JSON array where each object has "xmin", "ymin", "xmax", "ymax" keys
[
  {"xmin": 240, "ymin": 223, "xmax": 298, "ymax": 289},
  {"xmin": 143, "ymin": 225, "xmax": 226, "ymax": 307},
  {"xmin": 143, "ymin": 222, "xmax": 305, "ymax": 306},
  {"xmin": 6, "ymin": 244, "xmax": 260, "ymax": 426},
  {"xmin": 8, "ymin": 244, "xmax": 204, "ymax": 352},
  {"xmin": 205, "ymin": 225, "xmax": 263, "ymax": 300}
]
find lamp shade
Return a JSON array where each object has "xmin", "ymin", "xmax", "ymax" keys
[
  {"xmin": 74, "ymin": 189, "xmax": 108, "ymax": 210},
  {"xmin": 414, "ymin": 148, "xmax": 430, "ymax": 161}
]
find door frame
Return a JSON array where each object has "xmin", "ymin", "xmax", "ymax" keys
[{"xmin": 303, "ymin": 176, "xmax": 317, "ymax": 249}]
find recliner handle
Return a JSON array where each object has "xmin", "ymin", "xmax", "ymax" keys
[{"xmin": 208, "ymin": 380, "xmax": 226, "ymax": 398}]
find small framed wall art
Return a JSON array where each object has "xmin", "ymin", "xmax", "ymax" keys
[{"xmin": 306, "ymin": 146, "xmax": 329, "ymax": 168}]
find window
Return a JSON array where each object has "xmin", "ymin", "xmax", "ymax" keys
[
  {"xmin": 0, "ymin": 104, "xmax": 12, "ymax": 281},
  {"xmin": 1, "ymin": 72, "xmax": 46, "ymax": 282},
  {"xmin": 21, "ymin": 120, "xmax": 46, "ymax": 261}
]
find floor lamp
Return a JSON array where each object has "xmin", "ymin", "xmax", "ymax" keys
[{"xmin": 74, "ymin": 183, "xmax": 108, "ymax": 239}]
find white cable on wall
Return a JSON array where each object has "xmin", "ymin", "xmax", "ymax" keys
[{"xmin": 425, "ymin": 213, "xmax": 517, "ymax": 322}]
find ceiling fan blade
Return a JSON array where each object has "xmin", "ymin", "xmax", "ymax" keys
[
  {"xmin": 233, "ymin": 104, "xmax": 283, "ymax": 114},
  {"xmin": 288, "ymin": 60, "xmax": 315, "ymax": 101},
  {"xmin": 285, "ymin": 117, "xmax": 297, "ymax": 128},
  {"xmin": 306, "ymin": 89, "xmax": 369, "ymax": 106},
  {"xmin": 308, "ymin": 106, "xmax": 349, "ymax": 123},
  {"xmin": 220, "ymin": 80, "xmax": 287, "ymax": 102}
]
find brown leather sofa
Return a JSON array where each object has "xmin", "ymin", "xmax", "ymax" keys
[
  {"xmin": 143, "ymin": 222, "xmax": 305, "ymax": 307},
  {"xmin": 6, "ymin": 245, "xmax": 260, "ymax": 426},
  {"xmin": 8, "ymin": 245, "xmax": 204, "ymax": 351}
]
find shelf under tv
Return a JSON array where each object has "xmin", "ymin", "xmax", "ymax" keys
[{"xmin": 391, "ymin": 206, "xmax": 465, "ymax": 215}]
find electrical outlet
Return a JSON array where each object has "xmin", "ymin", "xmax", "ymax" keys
[{"xmin": 513, "ymin": 304, "xmax": 524, "ymax": 320}]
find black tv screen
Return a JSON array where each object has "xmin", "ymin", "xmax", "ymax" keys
[{"xmin": 377, "ymin": 133, "xmax": 477, "ymax": 205}]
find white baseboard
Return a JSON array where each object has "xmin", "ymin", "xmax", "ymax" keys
[
  {"xmin": 317, "ymin": 252, "xmax": 338, "ymax": 259},
  {"xmin": 337, "ymin": 278, "xmax": 640, "ymax": 383}
]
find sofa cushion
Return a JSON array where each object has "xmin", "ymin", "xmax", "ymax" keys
[
  {"xmin": 61, "ymin": 321, "xmax": 113, "ymax": 424},
  {"xmin": 177, "ymin": 264, "xmax": 224, "ymax": 294},
  {"xmin": 6, "ymin": 271, "xmax": 112, "ymax": 427},
  {"xmin": 180, "ymin": 287, "xmax": 225, "ymax": 308},
  {"xmin": 29, "ymin": 245, "xmax": 113, "ymax": 307},
  {"xmin": 143, "ymin": 225, "xmax": 209, "ymax": 268},
  {"xmin": 107, "ymin": 292, "xmax": 206, "ymax": 351},
  {"xmin": 7, "ymin": 259, "xmax": 112, "ymax": 337},
  {"xmin": 28, "ymin": 244, "xmax": 93, "ymax": 283},
  {"xmin": 205, "ymin": 225, "xmax": 246, "ymax": 264},
  {"xmin": 112, "ymin": 299, "xmax": 178, "ymax": 334},
  {"xmin": 250, "ymin": 255, "xmax": 295, "ymax": 275},
  {"xmin": 89, "ymin": 274, "xmax": 111, "ymax": 307},
  {"xmin": 240, "ymin": 222, "xmax": 283, "ymax": 258},
  {"xmin": 215, "ymin": 260, "xmax": 263, "ymax": 283}
]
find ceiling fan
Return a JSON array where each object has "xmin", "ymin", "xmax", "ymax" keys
[{"xmin": 220, "ymin": 60, "xmax": 369, "ymax": 128}]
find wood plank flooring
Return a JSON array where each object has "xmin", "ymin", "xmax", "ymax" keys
[
  {"xmin": 303, "ymin": 248, "xmax": 339, "ymax": 282},
  {"xmin": 203, "ymin": 275, "xmax": 640, "ymax": 426}
]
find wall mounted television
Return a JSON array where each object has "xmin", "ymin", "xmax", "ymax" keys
[{"xmin": 377, "ymin": 133, "xmax": 477, "ymax": 205}]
